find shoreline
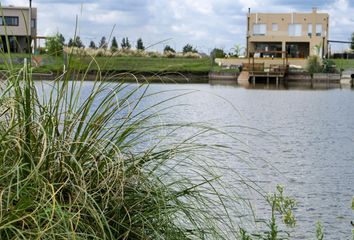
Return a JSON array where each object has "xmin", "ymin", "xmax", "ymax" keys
[
  {"xmin": 14, "ymin": 70, "xmax": 353, "ymax": 86},
  {"xmin": 31, "ymin": 71, "xmax": 210, "ymax": 83}
]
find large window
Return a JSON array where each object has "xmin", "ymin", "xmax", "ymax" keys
[
  {"xmin": 288, "ymin": 24, "xmax": 302, "ymax": 36},
  {"xmin": 316, "ymin": 24, "xmax": 322, "ymax": 36},
  {"xmin": 0, "ymin": 16, "xmax": 19, "ymax": 26},
  {"xmin": 308, "ymin": 24, "xmax": 312, "ymax": 37},
  {"xmin": 253, "ymin": 24, "xmax": 267, "ymax": 36},
  {"xmin": 272, "ymin": 23, "xmax": 278, "ymax": 31}
]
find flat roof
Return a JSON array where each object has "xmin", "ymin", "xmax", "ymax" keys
[
  {"xmin": 249, "ymin": 12, "xmax": 328, "ymax": 16},
  {"xmin": 0, "ymin": 6, "xmax": 37, "ymax": 10}
]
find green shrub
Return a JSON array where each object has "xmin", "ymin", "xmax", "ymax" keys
[
  {"xmin": 182, "ymin": 44, "xmax": 198, "ymax": 54},
  {"xmin": 307, "ymin": 55, "xmax": 322, "ymax": 74},
  {"xmin": 183, "ymin": 52, "xmax": 201, "ymax": 58},
  {"xmin": 45, "ymin": 33, "xmax": 65, "ymax": 56},
  {"xmin": 245, "ymin": 185, "xmax": 297, "ymax": 240},
  {"xmin": 322, "ymin": 59, "xmax": 337, "ymax": 73},
  {"xmin": 164, "ymin": 45, "xmax": 175, "ymax": 53},
  {"xmin": 164, "ymin": 50, "xmax": 176, "ymax": 58},
  {"xmin": 211, "ymin": 48, "xmax": 226, "ymax": 58}
]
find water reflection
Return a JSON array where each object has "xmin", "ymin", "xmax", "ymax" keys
[{"xmin": 209, "ymin": 79, "xmax": 354, "ymax": 90}]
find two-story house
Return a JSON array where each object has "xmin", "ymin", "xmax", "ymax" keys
[
  {"xmin": 0, "ymin": 5, "xmax": 37, "ymax": 53},
  {"xmin": 247, "ymin": 8, "xmax": 328, "ymax": 59}
]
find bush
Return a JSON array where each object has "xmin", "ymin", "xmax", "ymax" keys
[
  {"xmin": 147, "ymin": 51, "xmax": 161, "ymax": 58},
  {"xmin": 45, "ymin": 33, "xmax": 64, "ymax": 56},
  {"xmin": 182, "ymin": 44, "xmax": 198, "ymax": 54},
  {"xmin": 307, "ymin": 56, "xmax": 322, "ymax": 74},
  {"xmin": 211, "ymin": 48, "xmax": 226, "ymax": 58},
  {"xmin": 164, "ymin": 50, "xmax": 176, "ymax": 58},
  {"xmin": 164, "ymin": 45, "xmax": 175, "ymax": 53},
  {"xmin": 322, "ymin": 59, "xmax": 337, "ymax": 73},
  {"xmin": 183, "ymin": 52, "xmax": 201, "ymax": 58}
]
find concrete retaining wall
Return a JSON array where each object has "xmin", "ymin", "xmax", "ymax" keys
[
  {"xmin": 287, "ymin": 73, "xmax": 341, "ymax": 83},
  {"xmin": 287, "ymin": 73, "xmax": 312, "ymax": 81},
  {"xmin": 313, "ymin": 73, "xmax": 341, "ymax": 82},
  {"xmin": 208, "ymin": 71, "xmax": 239, "ymax": 80}
]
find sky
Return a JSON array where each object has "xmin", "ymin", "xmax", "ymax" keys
[{"xmin": 2, "ymin": 0, "xmax": 354, "ymax": 53}]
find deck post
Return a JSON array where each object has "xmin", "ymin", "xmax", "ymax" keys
[
  {"xmin": 267, "ymin": 73, "xmax": 269, "ymax": 84},
  {"xmin": 276, "ymin": 77, "xmax": 279, "ymax": 85}
]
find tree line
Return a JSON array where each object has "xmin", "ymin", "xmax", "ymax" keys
[
  {"xmin": 46, "ymin": 33, "xmax": 202, "ymax": 55},
  {"xmin": 66, "ymin": 36, "xmax": 145, "ymax": 51}
]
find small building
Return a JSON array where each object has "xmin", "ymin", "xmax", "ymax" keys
[
  {"xmin": 0, "ymin": 5, "xmax": 37, "ymax": 53},
  {"xmin": 246, "ymin": 8, "xmax": 329, "ymax": 59}
]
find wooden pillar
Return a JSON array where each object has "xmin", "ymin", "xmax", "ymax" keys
[
  {"xmin": 267, "ymin": 73, "xmax": 269, "ymax": 85},
  {"xmin": 282, "ymin": 42, "xmax": 286, "ymax": 58}
]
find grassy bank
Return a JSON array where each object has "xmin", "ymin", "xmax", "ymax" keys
[
  {"xmin": 0, "ymin": 53, "xmax": 224, "ymax": 76},
  {"xmin": 332, "ymin": 58, "xmax": 354, "ymax": 71}
]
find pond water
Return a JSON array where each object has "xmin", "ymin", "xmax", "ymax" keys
[
  {"xmin": 38, "ymin": 81, "xmax": 354, "ymax": 239},
  {"xmin": 142, "ymin": 82, "xmax": 354, "ymax": 239}
]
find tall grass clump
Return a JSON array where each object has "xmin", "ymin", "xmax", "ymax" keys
[
  {"xmin": 306, "ymin": 55, "xmax": 322, "ymax": 74},
  {"xmin": 0, "ymin": 39, "xmax": 256, "ymax": 238}
]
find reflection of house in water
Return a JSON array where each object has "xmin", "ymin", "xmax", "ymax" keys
[
  {"xmin": 247, "ymin": 8, "xmax": 329, "ymax": 59},
  {"xmin": 0, "ymin": 6, "xmax": 37, "ymax": 53}
]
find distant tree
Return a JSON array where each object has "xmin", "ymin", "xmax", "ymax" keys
[
  {"xmin": 351, "ymin": 32, "xmax": 354, "ymax": 50},
  {"xmin": 68, "ymin": 38, "xmax": 73, "ymax": 47},
  {"xmin": 136, "ymin": 38, "xmax": 145, "ymax": 50},
  {"xmin": 58, "ymin": 33, "xmax": 65, "ymax": 46},
  {"xmin": 182, "ymin": 44, "xmax": 197, "ymax": 54},
  {"xmin": 163, "ymin": 45, "xmax": 175, "ymax": 53},
  {"xmin": 230, "ymin": 44, "xmax": 245, "ymax": 57},
  {"xmin": 67, "ymin": 36, "xmax": 84, "ymax": 48},
  {"xmin": 111, "ymin": 37, "xmax": 118, "ymax": 51},
  {"xmin": 45, "ymin": 33, "xmax": 64, "ymax": 56},
  {"xmin": 89, "ymin": 40, "xmax": 97, "ymax": 49},
  {"xmin": 121, "ymin": 38, "xmax": 126, "ymax": 49},
  {"xmin": 121, "ymin": 37, "xmax": 131, "ymax": 49},
  {"xmin": 211, "ymin": 48, "xmax": 226, "ymax": 58},
  {"xmin": 75, "ymin": 36, "xmax": 85, "ymax": 48},
  {"xmin": 99, "ymin": 36, "xmax": 107, "ymax": 49}
]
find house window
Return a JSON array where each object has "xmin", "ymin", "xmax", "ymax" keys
[
  {"xmin": 288, "ymin": 24, "xmax": 302, "ymax": 36},
  {"xmin": 316, "ymin": 24, "xmax": 322, "ymax": 36},
  {"xmin": 0, "ymin": 16, "xmax": 19, "ymax": 26},
  {"xmin": 253, "ymin": 24, "xmax": 266, "ymax": 36},
  {"xmin": 308, "ymin": 24, "xmax": 312, "ymax": 37},
  {"xmin": 272, "ymin": 23, "xmax": 278, "ymax": 31},
  {"xmin": 31, "ymin": 19, "xmax": 36, "ymax": 28}
]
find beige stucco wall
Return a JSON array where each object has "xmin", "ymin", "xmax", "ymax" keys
[
  {"xmin": 247, "ymin": 9, "xmax": 329, "ymax": 56},
  {"xmin": 0, "ymin": 7, "xmax": 37, "ymax": 37}
]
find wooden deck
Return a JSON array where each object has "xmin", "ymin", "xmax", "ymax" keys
[{"xmin": 241, "ymin": 63, "xmax": 288, "ymax": 85}]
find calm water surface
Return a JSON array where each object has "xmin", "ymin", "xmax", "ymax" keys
[
  {"xmin": 144, "ymin": 83, "xmax": 354, "ymax": 239},
  {"xmin": 39, "ymin": 81, "xmax": 354, "ymax": 239}
]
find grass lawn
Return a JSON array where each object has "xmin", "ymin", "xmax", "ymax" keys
[
  {"xmin": 331, "ymin": 58, "xmax": 354, "ymax": 71},
  {"xmin": 0, "ymin": 53, "xmax": 225, "ymax": 74},
  {"xmin": 2, "ymin": 53, "xmax": 353, "ymax": 74},
  {"xmin": 87, "ymin": 56, "xmax": 214, "ymax": 73}
]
